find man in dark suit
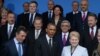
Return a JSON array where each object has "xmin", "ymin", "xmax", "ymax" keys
[
  {"xmin": 18, "ymin": 1, "xmax": 41, "ymax": 30},
  {"xmin": 1, "ymin": 26, "xmax": 28, "ymax": 56},
  {"xmin": 35, "ymin": 23, "xmax": 59, "ymax": 56},
  {"xmin": 26, "ymin": 16, "xmax": 45, "ymax": 56},
  {"xmin": 42, "ymin": 0, "xmax": 54, "ymax": 29},
  {"xmin": 55, "ymin": 20, "xmax": 71, "ymax": 55},
  {"xmin": 17, "ymin": 2, "xmax": 29, "ymax": 27},
  {"xmin": 74, "ymin": 0, "xmax": 93, "ymax": 45},
  {"xmin": 0, "ymin": 12, "xmax": 17, "ymax": 49},
  {"xmin": 66, "ymin": 1, "xmax": 79, "ymax": 29},
  {"xmin": 84, "ymin": 13, "xmax": 98, "ymax": 56}
]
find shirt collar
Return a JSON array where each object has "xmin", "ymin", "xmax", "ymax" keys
[
  {"xmin": 62, "ymin": 32, "xmax": 69, "ymax": 36},
  {"xmin": 8, "ymin": 23, "xmax": 14, "ymax": 27},
  {"xmin": 14, "ymin": 38, "xmax": 19, "ymax": 44},
  {"xmin": 73, "ymin": 11, "xmax": 79, "ymax": 14},
  {"xmin": 46, "ymin": 34, "xmax": 52, "ymax": 41}
]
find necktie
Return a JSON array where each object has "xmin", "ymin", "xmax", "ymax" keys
[
  {"xmin": 8, "ymin": 25, "xmax": 12, "ymax": 38},
  {"xmin": 35, "ymin": 30, "xmax": 39, "ymax": 39},
  {"xmin": 82, "ymin": 12, "xmax": 85, "ymax": 21},
  {"xmin": 49, "ymin": 38, "xmax": 52, "ymax": 49},
  {"xmin": 63, "ymin": 33, "xmax": 66, "ymax": 46},
  {"xmin": 30, "ymin": 14, "xmax": 33, "ymax": 26},
  {"xmin": 90, "ymin": 27, "xmax": 94, "ymax": 39},
  {"xmin": 48, "ymin": 11, "xmax": 52, "ymax": 20},
  {"xmin": 18, "ymin": 42, "xmax": 22, "ymax": 56}
]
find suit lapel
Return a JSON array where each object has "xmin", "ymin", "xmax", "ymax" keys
[{"xmin": 43, "ymin": 36, "xmax": 51, "ymax": 52}]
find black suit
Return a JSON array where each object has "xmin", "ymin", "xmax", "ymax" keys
[
  {"xmin": 17, "ymin": 13, "xmax": 41, "ymax": 30},
  {"xmin": 0, "ymin": 24, "xmax": 17, "ymax": 44},
  {"xmin": 74, "ymin": 12, "xmax": 93, "ymax": 45},
  {"xmin": 1, "ymin": 39, "xmax": 26, "ymax": 56},
  {"xmin": 26, "ymin": 29, "xmax": 45, "ymax": 56},
  {"xmin": 0, "ymin": 23, "xmax": 17, "ymax": 53},
  {"xmin": 35, "ymin": 35, "xmax": 59, "ymax": 56},
  {"xmin": 66, "ymin": 12, "xmax": 79, "ymax": 30},
  {"xmin": 83, "ymin": 26, "xmax": 98, "ymax": 56},
  {"xmin": 17, "ymin": 12, "xmax": 28, "ymax": 27},
  {"xmin": 54, "ymin": 32, "xmax": 70, "ymax": 55}
]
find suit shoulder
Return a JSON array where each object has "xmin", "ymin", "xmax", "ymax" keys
[
  {"xmin": 78, "ymin": 45, "xmax": 87, "ymax": 50},
  {"xmin": 42, "ymin": 11, "xmax": 48, "ymax": 14}
]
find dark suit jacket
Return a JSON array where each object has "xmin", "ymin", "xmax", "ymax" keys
[
  {"xmin": 0, "ymin": 23, "xmax": 17, "ymax": 44},
  {"xmin": 66, "ymin": 12, "xmax": 79, "ymax": 30},
  {"xmin": 50, "ymin": 17, "xmax": 64, "ymax": 34},
  {"xmin": 35, "ymin": 35, "xmax": 59, "ymax": 56},
  {"xmin": 42, "ymin": 11, "xmax": 51, "ymax": 29},
  {"xmin": 1, "ymin": 39, "xmax": 26, "ymax": 56},
  {"xmin": 74, "ymin": 12, "xmax": 93, "ymax": 45},
  {"xmin": 54, "ymin": 32, "xmax": 70, "ymax": 55},
  {"xmin": 17, "ymin": 13, "xmax": 41, "ymax": 30},
  {"xmin": 83, "ymin": 26, "xmax": 98, "ymax": 56},
  {"xmin": 25, "ymin": 29, "xmax": 45, "ymax": 56}
]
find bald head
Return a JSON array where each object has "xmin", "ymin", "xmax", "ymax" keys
[
  {"xmin": 81, "ymin": 0, "xmax": 88, "ymax": 12},
  {"xmin": 48, "ymin": 0, "xmax": 54, "ymax": 10}
]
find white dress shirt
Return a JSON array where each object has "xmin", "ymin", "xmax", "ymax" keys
[
  {"xmin": 89, "ymin": 25, "xmax": 97, "ymax": 37},
  {"xmin": 62, "ymin": 32, "xmax": 69, "ymax": 41},
  {"xmin": 14, "ymin": 38, "xmax": 23, "ymax": 56},
  {"xmin": 48, "ymin": 10, "xmax": 53, "ymax": 18},
  {"xmin": 61, "ymin": 45, "xmax": 88, "ymax": 56},
  {"xmin": 81, "ymin": 11, "xmax": 88, "ymax": 18},
  {"xmin": 35, "ymin": 29, "xmax": 41, "ymax": 39},
  {"xmin": 7, "ymin": 23, "xmax": 14, "ymax": 34},
  {"xmin": 73, "ymin": 11, "xmax": 79, "ymax": 14},
  {"xmin": 29, "ymin": 12, "xmax": 36, "ymax": 22},
  {"xmin": 46, "ymin": 34, "xmax": 53, "ymax": 46}
]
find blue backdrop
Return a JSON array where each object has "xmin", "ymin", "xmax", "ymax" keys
[{"xmin": 4, "ymin": 0, "xmax": 100, "ymax": 16}]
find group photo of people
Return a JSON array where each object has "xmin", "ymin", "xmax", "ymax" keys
[{"xmin": 0, "ymin": 0, "xmax": 100, "ymax": 56}]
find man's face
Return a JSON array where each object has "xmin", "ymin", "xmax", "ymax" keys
[
  {"xmin": 70, "ymin": 36, "xmax": 79, "ymax": 47},
  {"xmin": 23, "ymin": 3, "xmax": 29, "ymax": 12},
  {"xmin": 7, "ymin": 13, "xmax": 15, "ymax": 24},
  {"xmin": 72, "ymin": 2, "xmax": 79, "ymax": 11},
  {"xmin": 88, "ymin": 16, "xmax": 97, "ymax": 27},
  {"xmin": 16, "ymin": 31, "xmax": 27, "ymax": 42},
  {"xmin": 46, "ymin": 25, "xmax": 56, "ymax": 38},
  {"xmin": 48, "ymin": 1, "xmax": 54, "ymax": 10},
  {"xmin": 81, "ymin": 1, "xmax": 88, "ymax": 12},
  {"xmin": 34, "ymin": 20, "xmax": 42, "ymax": 30},
  {"xmin": 61, "ymin": 22, "xmax": 70, "ymax": 33},
  {"xmin": 29, "ymin": 3, "xmax": 37, "ymax": 13}
]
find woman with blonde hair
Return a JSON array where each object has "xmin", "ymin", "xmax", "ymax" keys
[{"xmin": 61, "ymin": 31, "xmax": 88, "ymax": 56}]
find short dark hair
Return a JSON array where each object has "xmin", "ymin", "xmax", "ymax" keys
[
  {"xmin": 33, "ymin": 16, "xmax": 43, "ymax": 23},
  {"xmin": 88, "ymin": 13, "xmax": 97, "ymax": 20},
  {"xmin": 16, "ymin": 26, "xmax": 28, "ymax": 34},
  {"xmin": 47, "ymin": 23, "xmax": 56, "ymax": 28},
  {"xmin": 72, "ymin": 1, "xmax": 79, "ymax": 6},
  {"xmin": 30, "ymin": 1, "xmax": 38, "ymax": 7}
]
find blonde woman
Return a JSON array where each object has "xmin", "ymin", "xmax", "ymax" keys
[{"xmin": 61, "ymin": 31, "xmax": 88, "ymax": 56}]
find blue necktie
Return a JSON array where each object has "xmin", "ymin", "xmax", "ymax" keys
[
  {"xmin": 30, "ymin": 14, "xmax": 33, "ymax": 26},
  {"xmin": 48, "ymin": 11, "xmax": 52, "ymax": 20},
  {"xmin": 18, "ymin": 42, "xmax": 22, "ymax": 56}
]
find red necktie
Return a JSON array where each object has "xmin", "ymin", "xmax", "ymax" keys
[
  {"xmin": 63, "ymin": 33, "xmax": 66, "ymax": 46},
  {"xmin": 82, "ymin": 12, "xmax": 85, "ymax": 21},
  {"xmin": 90, "ymin": 27, "xmax": 94, "ymax": 39}
]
